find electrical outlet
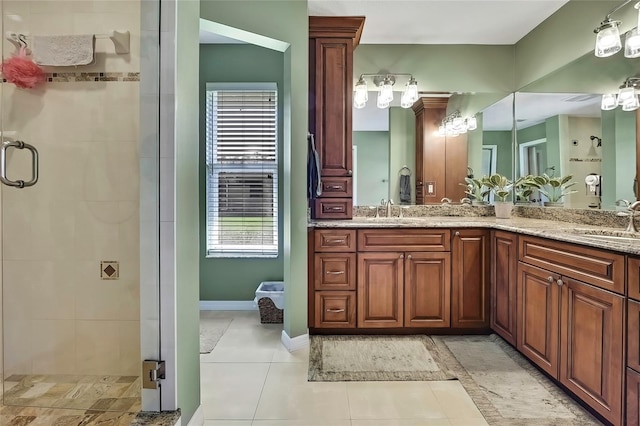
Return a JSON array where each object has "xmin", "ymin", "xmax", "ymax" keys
[{"xmin": 425, "ymin": 181, "xmax": 435, "ymax": 195}]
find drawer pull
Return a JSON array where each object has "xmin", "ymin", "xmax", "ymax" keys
[
  {"xmin": 326, "ymin": 270, "xmax": 345, "ymax": 275},
  {"xmin": 547, "ymin": 276, "xmax": 554, "ymax": 283},
  {"xmin": 327, "ymin": 206, "xmax": 344, "ymax": 211},
  {"xmin": 327, "ymin": 185, "xmax": 344, "ymax": 190},
  {"xmin": 327, "ymin": 239, "xmax": 345, "ymax": 244},
  {"xmin": 326, "ymin": 308, "xmax": 345, "ymax": 313},
  {"xmin": 557, "ymin": 279, "xmax": 564, "ymax": 287}
]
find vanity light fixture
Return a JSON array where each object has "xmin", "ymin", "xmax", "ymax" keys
[
  {"xmin": 594, "ymin": 0, "xmax": 640, "ymax": 58},
  {"xmin": 601, "ymin": 77, "xmax": 640, "ymax": 111},
  {"xmin": 353, "ymin": 73, "xmax": 418, "ymax": 109},
  {"xmin": 437, "ymin": 111, "xmax": 478, "ymax": 137}
]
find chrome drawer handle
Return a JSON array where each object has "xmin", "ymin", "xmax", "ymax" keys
[
  {"xmin": 327, "ymin": 185, "xmax": 344, "ymax": 190},
  {"xmin": 326, "ymin": 271, "xmax": 345, "ymax": 275},
  {"xmin": 326, "ymin": 308, "xmax": 345, "ymax": 313},
  {"xmin": 327, "ymin": 239, "xmax": 345, "ymax": 244},
  {"xmin": 327, "ymin": 207, "xmax": 344, "ymax": 211}
]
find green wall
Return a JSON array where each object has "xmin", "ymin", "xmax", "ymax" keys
[
  {"xmin": 199, "ymin": 44, "xmax": 284, "ymax": 301},
  {"xmin": 389, "ymin": 108, "xmax": 416, "ymax": 204},
  {"xmin": 176, "ymin": 0, "xmax": 201, "ymax": 421},
  {"xmin": 483, "ymin": 130, "xmax": 513, "ymax": 179},
  {"xmin": 352, "ymin": 131, "xmax": 390, "ymax": 205},
  {"xmin": 602, "ymin": 109, "xmax": 637, "ymax": 207},
  {"xmin": 200, "ymin": 0, "xmax": 309, "ymax": 340}
]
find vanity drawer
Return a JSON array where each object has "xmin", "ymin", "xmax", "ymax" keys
[
  {"xmin": 314, "ymin": 253, "xmax": 356, "ymax": 290},
  {"xmin": 518, "ymin": 235, "xmax": 624, "ymax": 294},
  {"xmin": 314, "ymin": 229, "xmax": 356, "ymax": 252},
  {"xmin": 319, "ymin": 177, "xmax": 352, "ymax": 197},
  {"xmin": 629, "ymin": 257, "xmax": 640, "ymax": 300},
  {"xmin": 312, "ymin": 198, "xmax": 353, "ymax": 220},
  {"xmin": 314, "ymin": 291, "xmax": 356, "ymax": 328},
  {"xmin": 358, "ymin": 229, "xmax": 450, "ymax": 252}
]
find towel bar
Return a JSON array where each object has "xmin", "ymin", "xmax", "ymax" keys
[{"xmin": 5, "ymin": 30, "xmax": 130, "ymax": 55}]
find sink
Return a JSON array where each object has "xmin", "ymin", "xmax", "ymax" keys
[{"xmin": 566, "ymin": 228, "xmax": 640, "ymax": 241}]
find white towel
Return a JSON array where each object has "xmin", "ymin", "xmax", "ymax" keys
[{"xmin": 31, "ymin": 35, "xmax": 95, "ymax": 66}]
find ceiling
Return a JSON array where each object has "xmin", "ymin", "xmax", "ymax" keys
[{"xmin": 307, "ymin": 0, "xmax": 569, "ymax": 45}]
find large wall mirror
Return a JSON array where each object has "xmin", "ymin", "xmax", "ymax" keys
[
  {"xmin": 515, "ymin": 49, "xmax": 640, "ymax": 210},
  {"xmin": 352, "ymin": 91, "xmax": 514, "ymax": 205}
]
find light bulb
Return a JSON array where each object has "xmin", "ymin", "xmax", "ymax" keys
[
  {"xmin": 595, "ymin": 20, "xmax": 622, "ymax": 57},
  {"xmin": 625, "ymin": 28, "xmax": 640, "ymax": 58},
  {"xmin": 618, "ymin": 86, "xmax": 636, "ymax": 105},
  {"xmin": 466, "ymin": 116, "xmax": 478, "ymax": 131},
  {"xmin": 601, "ymin": 93, "xmax": 617, "ymax": 110},
  {"xmin": 622, "ymin": 95, "xmax": 640, "ymax": 111},
  {"xmin": 379, "ymin": 78, "xmax": 394, "ymax": 103},
  {"xmin": 403, "ymin": 77, "xmax": 419, "ymax": 104},
  {"xmin": 400, "ymin": 92, "xmax": 413, "ymax": 108},
  {"xmin": 353, "ymin": 77, "xmax": 368, "ymax": 109},
  {"xmin": 376, "ymin": 91, "xmax": 390, "ymax": 109}
]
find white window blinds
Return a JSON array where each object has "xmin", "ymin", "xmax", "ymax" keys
[{"xmin": 205, "ymin": 83, "xmax": 278, "ymax": 257}]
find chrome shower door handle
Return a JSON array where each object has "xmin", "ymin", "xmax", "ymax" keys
[{"xmin": 0, "ymin": 140, "xmax": 39, "ymax": 188}]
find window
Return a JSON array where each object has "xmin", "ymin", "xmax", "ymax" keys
[{"xmin": 205, "ymin": 83, "xmax": 278, "ymax": 257}]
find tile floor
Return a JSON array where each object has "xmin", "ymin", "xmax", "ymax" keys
[{"xmin": 200, "ymin": 311, "xmax": 489, "ymax": 426}]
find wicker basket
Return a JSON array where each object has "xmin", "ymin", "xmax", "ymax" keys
[{"xmin": 257, "ymin": 297, "xmax": 283, "ymax": 324}]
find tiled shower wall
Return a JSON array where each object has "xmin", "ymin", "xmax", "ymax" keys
[{"xmin": 1, "ymin": 1, "xmax": 142, "ymax": 376}]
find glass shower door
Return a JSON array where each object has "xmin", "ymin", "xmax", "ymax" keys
[{"xmin": 0, "ymin": 0, "xmax": 160, "ymax": 415}]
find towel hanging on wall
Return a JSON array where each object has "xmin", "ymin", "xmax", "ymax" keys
[
  {"xmin": 399, "ymin": 166, "xmax": 411, "ymax": 204},
  {"xmin": 32, "ymin": 35, "xmax": 96, "ymax": 66},
  {"xmin": 307, "ymin": 133, "xmax": 322, "ymax": 199}
]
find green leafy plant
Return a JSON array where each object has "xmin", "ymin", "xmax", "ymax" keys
[
  {"xmin": 530, "ymin": 173, "xmax": 577, "ymax": 203},
  {"xmin": 483, "ymin": 174, "xmax": 512, "ymax": 202},
  {"xmin": 461, "ymin": 176, "xmax": 490, "ymax": 203},
  {"xmin": 513, "ymin": 175, "xmax": 537, "ymax": 203}
]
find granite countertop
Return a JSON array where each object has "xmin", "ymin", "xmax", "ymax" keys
[{"xmin": 309, "ymin": 215, "xmax": 640, "ymax": 256}]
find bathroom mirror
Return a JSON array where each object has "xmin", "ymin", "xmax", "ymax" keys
[
  {"xmin": 352, "ymin": 91, "xmax": 513, "ymax": 205},
  {"xmin": 516, "ymin": 49, "xmax": 640, "ymax": 210}
]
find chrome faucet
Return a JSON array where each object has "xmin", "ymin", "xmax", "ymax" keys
[
  {"xmin": 386, "ymin": 199, "xmax": 394, "ymax": 217},
  {"xmin": 440, "ymin": 197, "xmax": 452, "ymax": 205},
  {"xmin": 460, "ymin": 197, "xmax": 472, "ymax": 205},
  {"xmin": 616, "ymin": 199, "xmax": 640, "ymax": 232}
]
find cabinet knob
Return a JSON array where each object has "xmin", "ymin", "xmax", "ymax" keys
[
  {"xmin": 557, "ymin": 279, "xmax": 564, "ymax": 287},
  {"xmin": 455, "ymin": 231, "xmax": 460, "ymax": 236},
  {"xmin": 399, "ymin": 254, "xmax": 404, "ymax": 259},
  {"xmin": 547, "ymin": 276, "xmax": 554, "ymax": 283},
  {"xmin": 348, "ymin": 169, "xmax": 353, "ymax": 176},
  {"xmin": 407, "ymin": 254, "xmax": 412, "ymax": 259}
]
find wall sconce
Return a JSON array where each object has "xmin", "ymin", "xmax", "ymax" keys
[
  {"xmin": 353, "ymin": 73, "xmax": 419, "ymax": 109},
  {"xmin": 437, "ymin": 111, "xmax": 477, "ymax": 137},
  {"xmin": 594, "ymin": 0, "xmax": 640, "ymax": 58},
  {"xmin": 601, "ymin": 77, "xmax": 640, "ymax": 111}
]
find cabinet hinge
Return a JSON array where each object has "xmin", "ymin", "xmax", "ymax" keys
[{"xmin": 142, "ymin": 360, "xmax": 166, "ymax": 389}]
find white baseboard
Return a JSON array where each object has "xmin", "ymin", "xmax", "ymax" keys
[
  {"xmin": 186, "ymin": 405, "xmax": 204, "ymax": 426},
  {"xmin": 199, "ymin": 300, "xmax": 257, "ymax": 311},
  {"xmin": 281, "ymin": 329, "xmax": 309, "ymax": 352}
]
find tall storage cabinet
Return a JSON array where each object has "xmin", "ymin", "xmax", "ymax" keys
[{"xmin": 309, "ymin": 16, "xmax": 365, "ymax": 219}]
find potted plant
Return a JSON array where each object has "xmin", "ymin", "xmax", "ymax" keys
[
  {"xmin": 461, "ymin": 176, "xmax": 490, "ymax": 205},
  {"xmin": 513, "ymin": 175, "xmax": 537, "ymax": 204},
  {"xmin": 530, "ymin": 173, "xmax": 577, "ymax": 206},
  {"xmin": 484, "ymin": 174, "xmax": 513, "ymax": 218}
]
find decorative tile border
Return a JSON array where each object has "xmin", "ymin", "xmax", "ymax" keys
[{"xmin": 2, "ymin": 71, "xmax": 140, "ymax": 83}]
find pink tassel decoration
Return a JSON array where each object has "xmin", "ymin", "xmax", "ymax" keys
[{"xmin": 2, "ymin": 46, "xmax": 45, "ymax": 89}]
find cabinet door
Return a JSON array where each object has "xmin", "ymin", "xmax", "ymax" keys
[
  {"xmin": 314, "ymin": 291, "xmax": 356, "ymax": 328},
  {"xmin": 313, "ymin": 37, "xmax": 353, "ymax": 177},
  {"xmin": 631, "ymin": 299, "xmax": 640, "ymax": 372},
  {"xmin": 357, "ymin": 252, "xmax": 403, "ymax": 328},
  {"xmin": 405, "ymin": 252, "xmax": 451, "ymax": 328},
  {"xmin": 560, "ymin": 277, "xmax": 624, "ymax": 425},
  {"xmin": 517, "ymin": 262, "xmax": 560, "ymax": 378},
  {"xmin": 452, "ymin": 229, "xmax": 490, "ymax": 328},
  {"xmin": 628, "ymin": 368, "xmax": 640, "ymax": 426},
  {"xmin": 491, "ymin": 231, "xmax": 518, "ymax": 345}
]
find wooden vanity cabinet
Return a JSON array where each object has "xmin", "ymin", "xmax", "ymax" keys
[
  {"xmin": 310, "ymin": 229, "xmax": 357, "ymax": 328},
  {"xmin": 627, "ymin": 257, "xmax": 640, "ymax": 425},
  {"xmin": 308, "ymin": 17, "xmax": 365, "ymax": 220},
  {"xmin": 452, "ymin": 229, "xmax": 490, "ymax": 328},
  {"xmin": 357, "ymin": 229, "xmax": 451, "ymax": 329},
  {"xmin": 517, "ymin": 235, "xmax": 624, "ymax": 425},
  {"xmin": 490, "ymin": 231, "xmax": 518, "ymax": 345}
]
